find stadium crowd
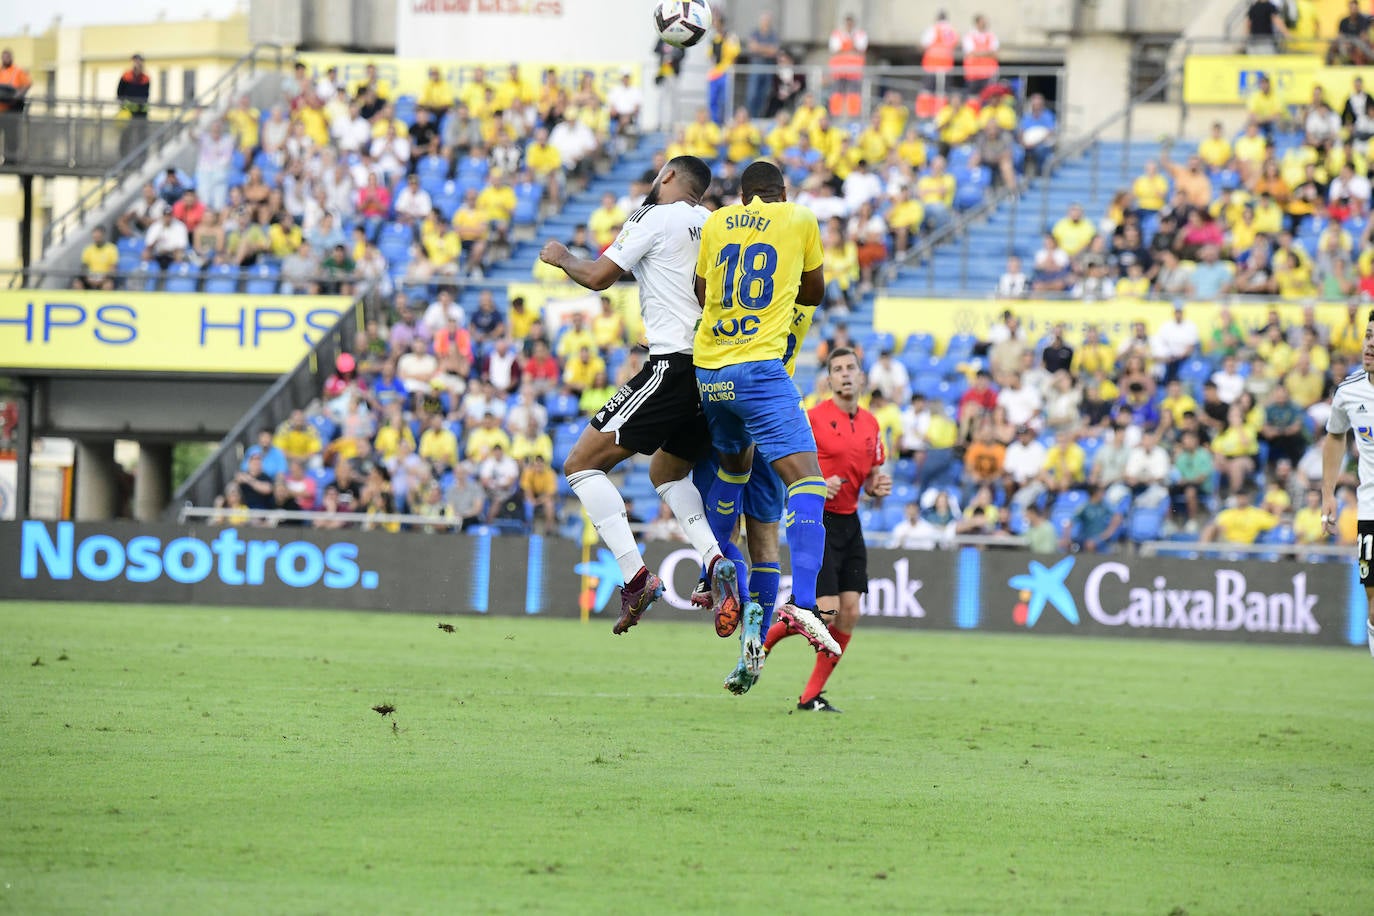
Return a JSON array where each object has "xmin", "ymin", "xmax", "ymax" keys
[{"xmin": 177, "ymin": 43, "xmax": 1367, "ymax": 555}]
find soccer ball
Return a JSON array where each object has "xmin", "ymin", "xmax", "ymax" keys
[{"xmin": 654, "ymin": 0, "xmax": 713, "ymax": 49}]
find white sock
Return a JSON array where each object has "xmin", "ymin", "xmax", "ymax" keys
[
  {"xmin": 1367, "ymin": 620, "xmax": 1373, "ymax": 658},
  {"xmin": 655, "ymin": 475, "xmax": 724, "ymax": 568},
  {"xmin": 569, "ymin": 470, "xmax": 643, "ymax": 583}
]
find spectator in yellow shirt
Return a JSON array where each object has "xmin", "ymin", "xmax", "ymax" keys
[
  {"xmin": 1071, "ymin": 326, "xmax": 1117, "ymax": 376},
  {"xmin": 275, "ymin": 410, "xmax": 323, "ymax": 463},
  {"xmin": 887, "ymin": 187, "xmax": 926, "ymax": 255},
  {"xmin": 556, "ymin": 312, "xmax": 597, "ymax": 361},
  {"xmin": 477, "ymin": 171, "xmax": 517, "ymax": 226},
  {"xmin": 1198, "ymin": 121, "xmax": 1233, "ymax": 171},
  {"xmin": 226, "ymin": 95, "xmax": 260, "ymax": 153},
  {"xmin": 684, "ymin": 107, "xmax": 723, "ymax": 159},
  {"xmin": 810, "ymin": 113, "xmax": 847, "ymax": 161},
  {"xmin": 418, "ymin": 414, "xmax": 460, "ymax": 469},
  {"xmin": 419, "ymin": 67, "xmax": 455, "ymax": 117},
  {"xmin": 508, "ymin": 296, "xmax": 538, "ymax": 340},
  {"xmin": 464, "ymin": 412, "xmax": 512, "ymax": 463},
  {"xmin": 1051, "ymin": 202, "xmax": 1096, "ymax": 257},
  {"xmin": 1201, "ymin": 488, "xmax": 1278, "ymax": 544},
  {"xmin": 937, "ymin": 94, "xmax": 981, "ymax": 146},
  {"xmin": 897, "ymin": 126, "xmax": 929, "ymax": 169},
  {"xmin": 877, "ymin": 90, "xmax": 909, "ymax": 145},
  {"xmin": 1245, "ymin": 74, "xmax": 1286, "ymax": 136},
  {"xmin": 459, "ymin": 66, "xmax": 494, "ymax": 113},
  {"xmin": 790, "ymin": 93, "xmax": 825, "ymax": 133},
  {"xmin": 856, "ymin": 113, "xmax": 891, "ymax": 163},
  {"xmin": 1132, "ymin": 160, "xmax": 1169, "ymax": 213},
  {"xmin": 496, "ymin": 63, "xmax": 534, "ymax": 111},
  {"xmin": 724, "ymin": 108, "xmax": 762, "ymax": 162},
  {"xmin": 587, "ymin": 192, "xmax": 626, "ymax": 251},
  {"xmin": 766, "ymin": 112, "xmax": 799, "ymax": 159},
  {"xmin": 822, "ymin": 222, "xmax": 860, "ymax": 311},
  {"xmin": 509, "ymin": 417, "xmax": 554, "ymax": 464},
  {"xmin": 269, "ymin": 214, "xmax": 303, "ymax": 259},
  {"xmin": 75, "ymin": 226, "xmax": 119, "ymax": 291},
  {"xmin": 916, "ymin": 156, "xmax": 956, "ymax": 229},
  {"xmin": 451, "ymin": 188, "xmax": 491, "ymax": 276},
  {"xmin": 562, "ymin": 346, "xmax": 606, "ymax": 395},
  {"xmin": 592, "ymin": 296, "xmax": 626, "ymax": 351}
]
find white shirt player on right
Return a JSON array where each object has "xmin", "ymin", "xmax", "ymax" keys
[{"xmin": 1322, "ymin": 315, "xmax": 1374, "ymax": 655}]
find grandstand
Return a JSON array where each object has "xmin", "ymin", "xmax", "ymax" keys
[{"xmin": 1, "ymin": 2, "xmax": 1368, "ymax": 567}]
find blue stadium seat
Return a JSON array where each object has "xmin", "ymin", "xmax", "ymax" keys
[
  {"xmin": 1127, "ymin": 503, "xmax": 1169, "ymax": 542},
  {"xmin": 127, "ymin": 261, "xmax": 161, "ymax": 292},
  {"xmin": 904, "ymin": 332, "xmax": 935, "ymax": 355},
  {"xmin": 163, "ymin": 263, "xmax": 199, "ymax": 293},
  {"xmin": 945, "ymin": 333, "xmax": 977, "ymax": 359},
  {"xmin": 116, "ymin": 236, "xmax": 144, "ymax": 257},
  {"xmin": 547, "ymin": 392, "xmax": 582, "ymax": 423},
  {"xmin": 393, "ymin": 95, "xmax": 418, "ymax": 127},
  {"xmin": 244, "ymin": 263, "xmax": 279, "ymax": 295},
  {"xmin": 203, "ymin": 264, "xmax": 239, "ymax": 294},
  {"xmin": 434, "ymin": 181, "xmax": 464, "ymax": 221}
]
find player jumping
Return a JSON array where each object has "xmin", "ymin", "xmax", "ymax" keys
[
  {"xmin": 693, "ymin": 160, "xmax": 840, "ymax": 690},
  {"xmin": 764, "ymin": 346, "xmax": 891, "ymax": 712},
  {"xmin": 539, "ymin": 156, "xmax": 741, "ymax": 635},
  {"xmin": 1322, "ymin": 310, "xmax": 1374, "ymax": 656}
]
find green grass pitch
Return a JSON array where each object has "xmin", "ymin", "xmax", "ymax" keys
[{"xmin": 2, "ymin": 600, "xmax": 1372, "ymax": 914}]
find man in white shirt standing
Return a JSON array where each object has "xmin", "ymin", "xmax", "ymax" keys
[
  {"xmin": 867, "ymin": 348, "xmax": 911, "ymax": 403},
  {"xmin": 394, "ymin": 173, "xmax": 434, "ymax": 225},
  {"xmin": 607, "ymin": 71, "xmax": 643, "ymax": 140},
  {"xmin": 1322, "ymin": 316, "xmax": 1374, "ymax": 654},
  {"xmin": 1150, "ymin": 303, "xmax": 1200, "ymax": 383}
]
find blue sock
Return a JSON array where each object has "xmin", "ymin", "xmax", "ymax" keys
[
  {"xmin": 750, "ymin": 561, "xmax": 781, "ymax": 631},
  {"xmin": 705, "ymin": 466, "xmax": 749, "ymax": 564},
  {"xmin": 723, "ymin": 541, "xmax": 748, "ymax": 593},
  {"xmin": 784, "ymin": 477, "xmax": 828, "ymax": 610}
]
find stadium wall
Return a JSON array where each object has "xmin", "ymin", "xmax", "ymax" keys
[{"xmin": 1, "ymin": 521, "xmax": 1361, "ymax": 648}]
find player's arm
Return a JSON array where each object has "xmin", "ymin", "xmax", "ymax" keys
[
  {"xmin": 1321, "ymin": 430, "xmax": 1347, "ymax": 534},
  {"xmin": 539, "ymin": 240, "xmax": 624, "ymax": 291},
  {"xmin": 694, "ymin": 273, "xmax": 707, "ymax": 310},
  {"xmin": 797, "ymin": 266, "xmax": 825, "ymax": 308},
  {"xmin": 797, "ymin": 210, "xmax": 826, "ymax": 307},
  {"xmin": 1322, "ymin": 392, "xmax": 1351, "ymax": 534}
]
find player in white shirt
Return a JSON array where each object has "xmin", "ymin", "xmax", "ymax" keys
[
  {"xmin": 1323, "ymin": 313, "xmax": 1374, "ymax": 655},
  {"xmin": 538, "ymin": 156, "xmax": 739, "ymax": 636}
]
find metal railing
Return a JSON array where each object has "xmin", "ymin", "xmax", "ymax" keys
[
  {"xmin": 664, "ymin": 61, "xmax": 1067, "ymax": 130},
  {"xmin": 166, "ymin": 278, "xmax": 369, "ymax": 518},
  {"xmin": 885, "ymin": 64, "xmax": 1183, "ymax": 293},
  {"xmin": 39, "ymin": 43, "xmax": 287, "ymax": 258},
  {"xmin": 1140, "ymin": 540, "xmax": 1350, "ymax": 559},
  {"xmin": 1, "ymin": 264, "xmax": 385, "ymax": 294},
  {"xmin": 179, "ymin": 505, "xmax": 466, "ymax": 530}
]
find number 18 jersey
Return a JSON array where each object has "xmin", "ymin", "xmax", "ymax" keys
[{"xmin": 693, "ymin": 197, "xmax": 823, "ymax": 369}]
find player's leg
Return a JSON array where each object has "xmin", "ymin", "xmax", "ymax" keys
[
  {"xmin": 1366, "ymin": 587, "xmax": 1374, "ymax": 658},
  {"xmin": 565, "ymin": 358, "xmax": 692, "ymax": 634},
  {"xmin": 695, "ymin": 366, "xmax": 757, "ymax": 612},
  {"xmin": 798, "ymin": 516, "xmax": 865, "ymax": 711},
  {"xmin": 726, "ymin": 358, "xmax": 837, "ymax": 655}
]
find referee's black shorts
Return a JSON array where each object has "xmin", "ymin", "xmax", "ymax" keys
[
  {"xmin": 817, "ymin": 510, "xmax": 869, "ymax": 597},
  {"xmin": 588, "ymin": 352, "xmax": 709, "ymax": 462}
]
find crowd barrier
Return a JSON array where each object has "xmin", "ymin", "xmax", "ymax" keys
[{"xmin": 0, "ymin": 521, "xmax": 1362, "ymax": 648}]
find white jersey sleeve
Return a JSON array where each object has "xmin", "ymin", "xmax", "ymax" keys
[
  {"xmin": 1328, "ymin": 387, "xmax": 1351, "ymax": 435},
  {"xmin": 604, "ymin": 205, "xmax": 662, "ymax": 273}
]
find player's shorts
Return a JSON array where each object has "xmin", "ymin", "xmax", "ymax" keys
[
  {"xmin": 589, "ymin": 352, "xmax": 709, "ymax": 461},
  {"xmin": 695, "ymin": 359, "xmax": 817, "ymax": 463},
  {"xmin": 1360, "ymin": 520, "xmax": 1374, "ymax": 587},
  {"xmin": 817, "ymin": 511, "xmax": 869, "ymax": 597},
  {"xmin": 692, "ymin": 449, "xmax": 787, "ymax": 523}
]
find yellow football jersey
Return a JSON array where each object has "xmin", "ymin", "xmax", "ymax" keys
[{"xmin": 694, "ymin": 198, "xmax": 823, "ymax": 369}]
